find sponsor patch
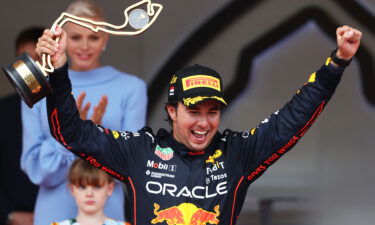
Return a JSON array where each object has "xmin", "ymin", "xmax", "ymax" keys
[
  {"xmin": 206, "ymin": 162, "xmax": 225, "ymax": 175},
  {"xmin": 170, "ymin": 75, "xmax": 177, "ymax": 84},
  {"xmin": 205, "ymin": 150, "xmax": 222, "ymax": 164},
  {"xmin": 119, "ymin": 131, "xmax": 132, "ymax": 140},
  {"xmin": 169, "ymin": 86, "xmax": 175, "ymax": 96},
  {"xmin": 182, "ymin": 75, "xmax": 221, "ymax": 91},
  {"xmin": 112, "ymin": 131, "xmax": 119, "ymax": 139},
  {"xmin": 146, "ymin": 181, "xmax": 227, "ymax": 199},
  {"xmin": 308, "ymin": 72, "xmax": 316, "ymax": 83},
  {"xmin": 155, "ymin": 145, "xmax": 174, "ymax": 161},
  {"xmin": 206, "ymin": 173, "xmax": 227, "ymax": 184},
  {"xmin": 183, "ymin": 96, "xmax": 226, "ymax": 107},
  {"xmin": 97, "ymin": 125, "xmax": 104, "ymax": 133},
  {"xmin": 242, "ymin": 131, "xmax": 250, "ymax": 138},
  {"xmin": 147, "ymin": 160, "xmax": 177, "ymax": 172},
  {"xmin": 151, "ymin": 203, "xmax": 220, "ymax": 225},
  {"xmin": 250, "ymin": 128, "xmax": 256, "ymax": 135},
  {"xmin": 146, "ymin": 170, "xmax": 175, "ymax": 179}
]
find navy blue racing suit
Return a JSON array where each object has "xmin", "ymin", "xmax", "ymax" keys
[{"xmin": 46, "ymin": 58, "xmax": 344, "ymax": 225}]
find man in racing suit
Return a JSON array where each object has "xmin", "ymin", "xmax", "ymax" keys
[{"xmin": 36, "ymin": 25, "xmax": 361, "ymax": 225}]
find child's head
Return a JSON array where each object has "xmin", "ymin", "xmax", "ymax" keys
[{"xmin": 68, "ymin": 159, "xmax": 114, "ymax": 215}]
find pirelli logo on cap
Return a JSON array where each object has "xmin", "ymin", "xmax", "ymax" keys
[{"xmin": 182, "ymin": 75, "xmax": 221, "ymax": 91}]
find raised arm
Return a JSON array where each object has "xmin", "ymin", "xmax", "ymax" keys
[
  {"xmin": 35, "ymin": 27, "xmax": 149, "ymax": 179},
  {"xmin": 21, "ymin": 28, "xmax": 92, "ymax": 187},
  {"xmin": 233, "ymin": 26, "xmax": 362, "ymax": 180}
]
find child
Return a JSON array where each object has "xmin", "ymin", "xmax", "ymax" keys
[{"xmin": 50, "ymin": 159, "xmax": 127, "ymax": 225}]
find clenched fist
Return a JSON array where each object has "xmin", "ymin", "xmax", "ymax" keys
[{"xmin": 336, "ymin": 25, "xmax": 362, "ymax": 60}]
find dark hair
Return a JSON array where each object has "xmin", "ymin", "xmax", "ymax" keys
[
  {"xmin": 15, "ymin": 26, "xmax": 45, "ymax": 50},
  {"xmin": 68, "ymin": 158, "xmax": 113, "ymax": 187},
  {"xmin": 164, "ymin": 100, "xmax": 179, "ymax": 126}
]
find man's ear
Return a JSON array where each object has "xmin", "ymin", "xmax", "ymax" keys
[{"xmin": 166, "ymin": 104, "xmax": 177, "ymax": 122}]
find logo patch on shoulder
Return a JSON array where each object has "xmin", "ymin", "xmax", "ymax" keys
[{"xmin": 155, "ymin": 145, "xmax": 174, "ymax": 161}]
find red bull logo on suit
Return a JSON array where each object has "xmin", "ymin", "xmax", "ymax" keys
[{"xmin": 151, "ymin": 203, "xmax": 220, "ymax": 225}]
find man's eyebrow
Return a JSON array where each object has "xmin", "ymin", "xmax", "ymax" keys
[
  {"xmin": 209, "ymin": 105, "xmax": 220, "ymax": 111},
  {"xmin": 187, "ymin": 105, "xmax": 199, "ymax": 110}
]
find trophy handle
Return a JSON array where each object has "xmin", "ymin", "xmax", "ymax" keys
[{"xmin": 40, "ymin": 0, "xmax": 163, "ymax": 73}]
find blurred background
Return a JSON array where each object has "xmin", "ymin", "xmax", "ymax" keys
[{"xmin": 1, "ymin": 0, "xmax": 374, "ymax": 224}]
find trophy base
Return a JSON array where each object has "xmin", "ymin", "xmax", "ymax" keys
[{"xmin": 2, "ymin": 53, "xmax": 52, "ymax": 108}]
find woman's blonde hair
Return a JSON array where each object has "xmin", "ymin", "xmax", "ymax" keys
[
  {"xmin": 66, "ymin": 0, "xmax": 105, "ymax": 20},
  {"xmin": 69, "ymin": 158, "xmax": 113, "ymax": 187}
]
